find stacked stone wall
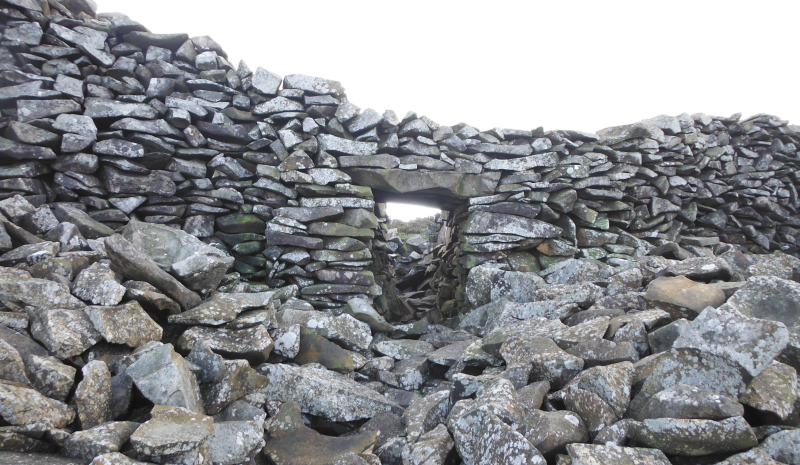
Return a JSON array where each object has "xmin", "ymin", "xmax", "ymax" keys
[{"xmin": 2, "ymin": 0, "xmax": 800, "ymax": 316}]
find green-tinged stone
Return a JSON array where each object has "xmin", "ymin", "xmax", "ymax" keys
[
  {"xmin": 231, "ymin": 241, "xmax": 263, "ymax": 255},
  {"xmin": 216, "ymin": 214, "xmax": 265, "ymax": 234},
  {"xmin": 307, "ymin": 222, "xmax": 374, "ymax": 238}
]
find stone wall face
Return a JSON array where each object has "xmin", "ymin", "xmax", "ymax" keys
[{"xmin": 2, "ymin": 1, "xmax": 800, "ymax": 316}]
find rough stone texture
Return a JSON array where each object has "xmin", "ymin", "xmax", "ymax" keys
[
  {"xmin": 0, "ymin": 380, "xmax": 75, "ymax": 428},
  {"xmin": 566, "ymin": 444, "xmax": 671, "ymax": 465},
  {"xmin": 260, "ymin": 364, "xmax": 403, "ymax": 421},
  {"xmin": 128, "ymin": 405, "xmax": 214, "ymax": 460},
  {"xmin": 123, "ymin": 343, "xmax": 204, "ymax": 413},
  {"xmin": 84, "ymin": 301, "xmax": 162, "ymax": 347},
  {"xmin": 123, "ymin": 221, "xmax": 234, "ymax": 295},
  {"xmin": 673, "ymin": 306, "xmax": 789, "ymax": 378},
  {"xmin": 74, "ymin": 360, "xmax": 113, "ymax": 429},
  {"xmin": 630, "ymin": 416, "xmax": 757, "ymax": 456},
  {"xmin": 264, "ymin": 401, "xmax": 377, "ymax": 465}
]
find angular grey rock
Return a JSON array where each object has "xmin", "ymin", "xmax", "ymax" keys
[
  {"xmin": 522, "ymin": 410, "xmax": 588, "ymax": 457},
  {"xmin": 84, "ymin": 98, "xmax": 158, "ymax": 120},
  {"xmin": 629, "ymin": 416, "xmax": 757, "ymax": 457},
  {"xmin": 318, "ymin": 134, "xmax": 378, "ymax": 156},
  {"xmin": 566, "ymin": 444, "xmax": 671, "ymax": 465},
  {"xmin": 177, "ymin": 324, "xmax": 274, "ymax": 364},
  {"xmin": 0, "ymin": 338, "xmax": 31, "ymax": 385},
  {"xmin": 408, "ymin": 423, "xmax": 454, "ymax": 465},
  {"xmin": 374, "ymin": 339, "xmax": 435, "ymax": 360},
  {"xmin": 673, "ymin": 306, "xmax": 789, "ymax": 378},
  {"xmin": 208, "ymin": 421, "xmax": 265, "ymax": 465},
  {"xmin": 341, "ymin": 297, "xmax": 395, "ymax": 332},
  {"xmin": 277, "ymin": 309, "xmax": 372, "ymax": 353},
  {"xmin": 71, "ymin": 262, "xmax": 126, "ymax": 306},
  {"xmin": 128, "ymin": 405, "xmax": 214, "ymax": 460},
  {"xmin": 24, "ymin": 354, "xmax": 76, "ymax": 402},
  {"xmin": 124, "ymin": 343, "xmax": 204, "ymax": 413},
  {"xmin": 63, "ymin": 421, "xmax": 140, "ymax": 460},
  {"xmin": 630, "ymin": 348, "xmax": 748, "ymax": 418},
  {"xmin": 74, "ymin": 360, "xmax": 113, "ymax": 429},
  {"xmin": 284, "ymin": 74, "xmax": 344, "ymax": 96},
  {"xmin": 51, "ymin": 203, "xmax": 115, "ymax": 239},
  {"xmin": 104, "ymin": 234, "xmax": 202, "ymax": 310},
  {"xmin": 28, "ymin": 306, "xmax": 100, "ymax": 359},
  {"xmin": 93, "ymin": 139, "xmax": 145, "ymax": 158},
  {"xmin": 0, "ymin": 380, "xmax": 75, "ymax": 428},
  {"xmin": 725, "ymin": 275, "xmax": 800, "ymax": 334},
  {"xmin": 739, "ymin": 361, "xmax": 798, "ymax": 420},
  {"xmin": 260, "ymin": 364, "xmax": 403, "ymax": 421},
  {"xmin": 168, "ymin": 291, "xmax": 274, "ymax": 326},
  {"xmin": 84, "ymin": 301, "xmax": 163, "ymax": 348},
  {"xmin": 404, "ymin": 390, "xmax": 451, "ymax": 443},
  {"xmin": 484, "ymin": 152, "xmax": 559, "ymax": 171},
  {"xmin": 462, "ymin": 211, "xmax": 561, "ymax": 239},
  {"xmin": 638, "ymin": 383, "xmax": 744, "ymax": 421},
  {"xmin": 122, "ymin": 220, "xmax": 234, "ymax": 294},
  {"xmin": 251, "ymin": 67, "xmax": 282, "ymax": 96}
]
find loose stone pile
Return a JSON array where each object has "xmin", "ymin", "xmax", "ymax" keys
[{"xmin": 0, "ymin": 0, "xmax": 799, "ymax": 464}]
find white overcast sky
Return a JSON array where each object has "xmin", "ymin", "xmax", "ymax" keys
[{"xmin": 95, "ymin": 0, "xmax": 800, "ymax": 221}]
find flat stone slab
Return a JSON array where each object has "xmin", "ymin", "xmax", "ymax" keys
[{"xmin": 259, "ymin": 364, "xmax": 403, "ymax": 421}]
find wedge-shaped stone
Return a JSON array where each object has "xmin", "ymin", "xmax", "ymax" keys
[
  {"xmin": 63, "ymin": 421, "xmax": 140, "ymax": 460},
  {"xmin": 124, "ymin": 343, "xmax": 204, "ymax": 413},
  {"xmin": 674, "ymin": 306, "xmax": 789, "ymax": 378},
  {"xmin": 276, "ymin": 309, "xmax": 372, "ymax": 353},
  {"xmin": 168, "ymin": 291, "xmax": 274, "ymax": 326},
  {"xmin": 29, "ymin": 307, "xmax": 100, "ymax": 359},
  {"xmin": 104, "ymin": 234, "xmax": 202, "ymax": 311},
  {"xmin": 129, "ymin": 405, "xmax": 213, "ymax": 459},
  {"xmin": 260, "ymin": 364, "xmax": 403, "ymax": 421},
  {"xmin": 0, "ymin": 267, "xmax": 84, "ymax": 310},
  {"xmin": 71, "ymin": 262, "xmax": 126, "ymax": 306},
  {"xmin": 178, "ymin": 325, "xmax": 273, "ymax": 364},
  {"xmin": 84, "ymin": 301, "xmax": 162, "ymax": 347},
  {"xmin": 0, "ymin": 380, "xmax": 74, "ymax": 428}
]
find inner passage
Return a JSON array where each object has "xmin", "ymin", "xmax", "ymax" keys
[{"xmin": 384, "ymin": 202, "xmax": 449, "ymax": 319}]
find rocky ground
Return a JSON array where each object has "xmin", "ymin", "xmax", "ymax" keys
[{"xmin": 0, "ymin": 191, "xmax": 799, "ymax": 464}]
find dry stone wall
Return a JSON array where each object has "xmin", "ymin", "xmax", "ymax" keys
[{"xmin": 2, "ymin": 0, "xmax": 800, "ymax": 317}]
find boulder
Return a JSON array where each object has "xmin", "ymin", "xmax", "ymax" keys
[{"xmin": 122, "ymin": 221, "xmax": 234, "ymax": 294}]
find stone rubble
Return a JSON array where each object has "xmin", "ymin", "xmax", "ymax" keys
[{"xmin": 0, "ymin": 0, "xmax": 798, "ymax": 464}]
